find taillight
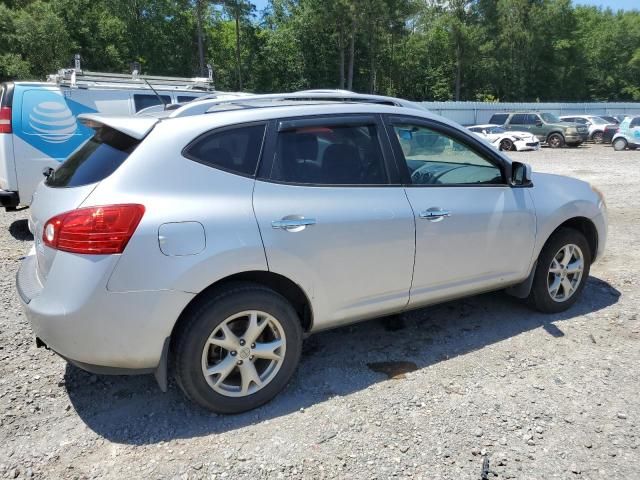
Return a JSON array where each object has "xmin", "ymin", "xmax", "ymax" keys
[
  {"xmin": 43, "ymin": 204, "xmax": 145, "ymax": 254},
  {"xmin": 0, "ymin": 106, "xmax": 11, "ymax": 134}
]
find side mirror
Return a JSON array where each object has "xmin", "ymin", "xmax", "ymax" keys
[
  {"xmin": 535, "ymin": 121, "xmax": 543, "ymax": 127},
  {"xmin": 42, "ymin": 167, "xmax": 54, "ymax": 178},
  {"xmin": 511, "ymin": 161, "xmax": 532, "ymax": 187}
]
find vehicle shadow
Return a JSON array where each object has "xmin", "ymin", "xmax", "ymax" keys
[
  {"xmin": 65, "ymin": 276, "xmax": 620, "ymax": 445},
  {"xmin": 9, "ymin": 219, "xmax": 33, "ymax": 241}
]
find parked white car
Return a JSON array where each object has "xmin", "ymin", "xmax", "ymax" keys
[{"xmin": 468, "ymin": 124, "xmax": 540, "ymax": 151}]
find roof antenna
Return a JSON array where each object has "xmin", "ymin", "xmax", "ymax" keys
[{"xmin": 131, "ymin": 61, "xmax": 168, "ymax": 110}]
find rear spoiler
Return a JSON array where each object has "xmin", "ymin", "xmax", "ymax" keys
[{"xmin": 78, "ymin": 113, "xmax": 158, "ymax": 140}]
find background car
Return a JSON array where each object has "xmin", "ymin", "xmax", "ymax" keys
[
  {"xmin": 489, "ymin": 112, "xmax": 588, "ymax": 148},
  {"xmin": 560, "ymin": 115, "xmax": 617, "ymax": 144},
  {"xmin": 469, "ymin": 124, "xmax": 540, "ymax": 151},
  {"xmin": 612, "ymin": 116, "xmax": 640, "ymax": 151}
]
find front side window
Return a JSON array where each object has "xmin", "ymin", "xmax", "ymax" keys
[
  {"xmin": 527, "ymin": 114, "xmax": 541, "ymax": 125},
  {"xmin": 541, "ymin": 112, "xmax": 561, "ymax": 123},
  {"xmin": 392, "ymin": 124, "xmax": 503, "ymax": 186},
  {"xmin": 269, "ymin": 123, "xmax": 388, "ymax": 185},
  {"xmin": 183, "ymin": 124, "xmax": 266, "ymax": 176}
]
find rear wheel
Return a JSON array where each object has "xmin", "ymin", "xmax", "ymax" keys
[
  {"xmin": 527, "ymin": 228, "xmax": 591, "ymax": 313},
  {"xmin": 613, "ymin": 138, "xmax": 628, "ymax": 151},
  {"xmin": 174, "ymin": 284, "xmax": 302, "ymax": 413},
  {"xmin": 591, "ymin": 131, "xmax": 604, "ymax": 144},
  {"xmin": 499, "ymin": 138, "xmax": 515, "ymax": 151},
  {"xmin": 547, "ymin": 133, "xmax": 564, "ymax": 148}
]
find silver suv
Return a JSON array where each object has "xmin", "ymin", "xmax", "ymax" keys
[{"xmin": 17, "ymin": 98, "xmax": 607, "ymax": 413}]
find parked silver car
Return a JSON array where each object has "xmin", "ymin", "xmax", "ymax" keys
[{"xmin": 16, "ymin": 100, "xmax": 607, "ymax": 413}]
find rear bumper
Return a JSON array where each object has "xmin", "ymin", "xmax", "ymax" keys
[
  {"xmin": 564, "ymin": 134, "xmax": 584, "ymax": 145},
  {"xmin": 16, "ymin": 249, "xmax": 194, "ymax": 370},
  {"xmin": 0, "ymin": 189, "xmax": 19, "ymax": 208}
]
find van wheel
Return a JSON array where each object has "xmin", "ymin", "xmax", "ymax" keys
[
  {"xmin": 174, "ymin": 283, "xmax": 302, "ymax": 413},
  {"xmin": 527, "ymin": 228, "xmax": 591, "ymax": 314},
  {"xmin": 547, "ymin": 133, "xmax": 564, "ymax": 148},
  {"xmin": 613, "ymin": 138, "xmax": 627, "ymax": 151}
]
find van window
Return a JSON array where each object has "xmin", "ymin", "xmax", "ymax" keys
[
  {"xmin": 133, "ymin": 94, "xmax": 171, "ymax": 112},
  {"xmin": 45, "ymin": 126, "xmax": 139, "ymax": 188},
  {"xmin": 177, "ymin": 95, "xmax": 199, "ymax": 103},
  {"xmin": 183, "ymin": 124, "xmax": 266, "ymax": 176}
]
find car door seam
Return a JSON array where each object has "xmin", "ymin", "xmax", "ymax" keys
[
  {"xmin": 251, "ymin": 179, "xmax": 270, "ymax": 272},
  {"xmin": 402, "ymin": 186, "xmax": 417, "ymax": 310}
]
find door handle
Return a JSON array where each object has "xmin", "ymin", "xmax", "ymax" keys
[
  {"xmin": 419, "ymin": 208, "xmax": 451, "ymax": 222},
  {"xmin": 271, "ymin": 217, "xmax": 316, "ymax": 231}
]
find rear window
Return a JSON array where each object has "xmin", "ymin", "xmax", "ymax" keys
[
  {"xmin": 489, "ymin": 113, "xmax": 508, "ymax": 125},
  {"xmin": 45, "ymin": 126, "xmax": 139, "ymax": 188},
  {"xmin": 183, "ymin": 124, "xmax": 266, "ymax": 176},
  {"xmin": 133, "ymin": 94, "xmax": 171, "ymax": 112}
]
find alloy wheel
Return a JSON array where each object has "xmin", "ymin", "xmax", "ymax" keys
[
  {"xmin": 201, "ymin": 310, "xmax": 286, "ymax": 397},
  {"xmin": 547, "ymin": 244, "xmax": 584, "ymax": 302}
]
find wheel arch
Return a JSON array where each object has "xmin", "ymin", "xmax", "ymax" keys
[
  {"xmin": 170, "ymin": 271, "xmax": 314, "ymax": 343},
  {"xmin": 547, "ymin": 216, "xmax": 598, "ymax": 264}
]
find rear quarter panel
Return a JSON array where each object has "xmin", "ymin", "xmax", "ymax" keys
[{"xmin": 84, "ymin": 120, "xmax": 269, "ymax": 295}]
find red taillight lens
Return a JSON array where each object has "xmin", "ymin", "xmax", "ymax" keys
[
  {"xmin": 43, "ymin": 204, "xmax": 145, "ymax": 254},
  {"xmin": 0, "ymin": 107, "xmax": 11, "ymax": 134}
]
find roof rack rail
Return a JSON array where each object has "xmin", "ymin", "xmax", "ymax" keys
[
  {"xmin": 47, "ymin": 54, "xmax": 216, "ymax": 91},
  {"xmin": 164, "ymin": 90, "xmax": 425, "ymax": 118}
]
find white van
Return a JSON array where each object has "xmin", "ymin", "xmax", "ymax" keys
[{"xmin": 0, "ymin": 68, "xmax": 239, "ymax": 210}]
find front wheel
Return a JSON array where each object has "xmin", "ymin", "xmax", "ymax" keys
[
  {"xmin": 547, "ymin": 133, "xmax": 565, "ymax": 148},
  {"xmin": 499, "ymin": 138, "xmax": 515, "ymax": 151},
  {"xmin": 527, "ymin": 228, "xmax": 591, "ymax": 313},
  {"xmin": 174, "ymin": 284, "xmax": 303, "ymax": 413},
  {"xmin": 613, "ymin": 138, "xmax": 628, "ymax": 151}
]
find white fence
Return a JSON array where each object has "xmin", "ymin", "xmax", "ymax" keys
[{"xmin": 419, "ymin": 101, "xmax": 640, "ymax": 125}]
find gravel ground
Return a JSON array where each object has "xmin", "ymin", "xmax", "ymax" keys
[{"xmin": 0, "ymin": 144, "xmax": 638, "ymax": 479}]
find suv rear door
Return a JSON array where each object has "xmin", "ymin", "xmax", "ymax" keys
[{"xmin": 253, "ymin": 115, "xmax": 415, "ymax": 330}]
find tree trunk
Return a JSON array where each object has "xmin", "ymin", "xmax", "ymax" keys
[
  {"xmin": 338, "ymin": 28, "xmax": 345, "ymax": 89},
  {"xmin": 368, "ymin": 23, "xmax": 376, "ymax": 93},
  {"xmin": 455, "ymin": 42, "xmax": 462, "ymax": 101},
  {"xmin": 235, "ymin": 6, "xmax": 243, "ymax": 90},
  {"xmin": 347, "ymin": 24, "xmax": 355, "ymax": 90},
  {"xmin": 196, "ymin": 0, "xmax": 205, "ymax": 76}
]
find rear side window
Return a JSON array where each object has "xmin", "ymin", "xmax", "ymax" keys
[
  {"xmin": 183, "ymin": 124, "xmax": 266, "ymax": 176},
  {"xmin": 269, "ymin": 124, "xmax": 388, "ymax": 185},
  {"xmin": 489, "ymin": 113, "xmax": 508, "ymax": 125},
  {"xmin": 510, "ymin": 114, "xmax": 527, "ymax": 124},
  {"xmin": 45, "ymin": 126, "xmax": 138, "ymax": 188},
  {"xmin": 133, "ymin": 94, "xmax": 171, "ymax": 112},
  {"xmin": 630, "ymin": 117, "xmax": 640, "ymax": 128}
]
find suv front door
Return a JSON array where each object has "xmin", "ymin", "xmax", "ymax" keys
[
  {"xmin": 385, "ymin": 115, "xmax": 536, "ymax": 307},
  {"xmin": 253, "ymin": 115, "xmax": 415, "ymax": 331}
]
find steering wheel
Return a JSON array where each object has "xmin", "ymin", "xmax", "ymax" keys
[{"xmin": 410, "ymin": 164, "xmax": 440, "ymax": 185}]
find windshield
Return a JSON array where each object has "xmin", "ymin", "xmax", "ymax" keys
[
  {"xmin": 541, "ymin": 113, "xmax": 561, "ymax": 123},
  {"xmin": 46, "ymin": 126, "xmax": 139, "ymax": 188}
]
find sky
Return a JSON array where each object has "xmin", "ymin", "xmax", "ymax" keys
[{"xmin": 249, "ymin": 0, "xmax": 638, "ymax": 13}]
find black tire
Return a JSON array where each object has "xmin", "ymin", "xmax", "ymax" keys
[
  {"xmin": 547, "ymin": 133, "xmax": 565, "ymax": 148},
  {"xmin": 499, "ymin": 138, "xmax": 515, "ymax": 151},
  {"xmin": 612, "ymin": 138, "xmax": 627, "ymax": 151},
  {"xmin": 527, "ymin": 228, "xmax": 591, "ymax": 314},
  {"xmin": 173, "ymin": 283, "xmax": 302, "ymax": 413},
  {"xmin": 591, "ymin": 131, "xmax": 604, "ymax": 144}
]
